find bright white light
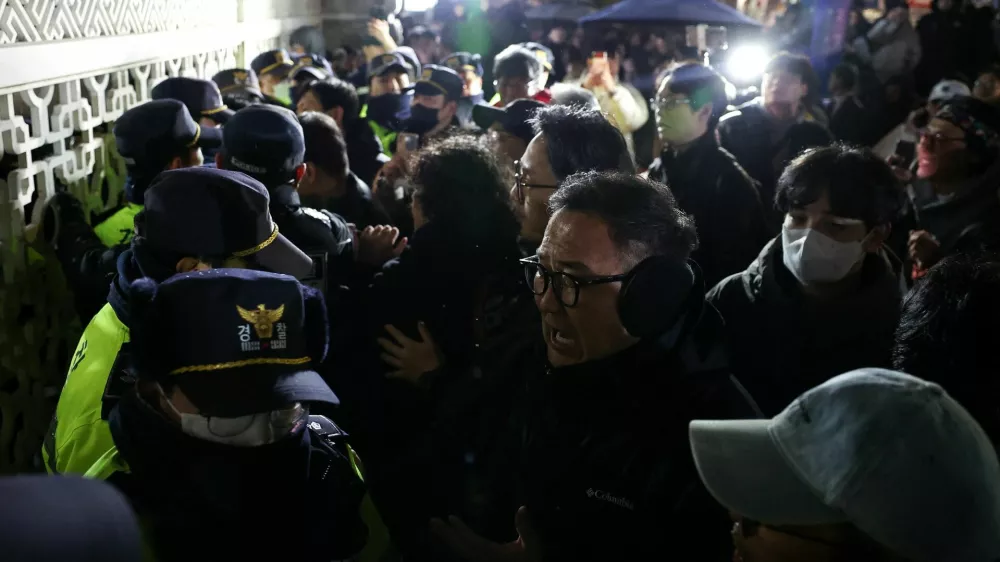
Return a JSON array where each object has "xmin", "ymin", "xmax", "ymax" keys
[
  {"xmin": 728, "ymin": 44, "xmax": 769, "ymax": 83},
  {"xmin": 403, "ymin": 0, "xmax": 438, "ymax": 12}
]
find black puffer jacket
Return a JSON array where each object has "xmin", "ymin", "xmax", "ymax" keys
[
  {"xmin": 483, "ymin": 277, "xmax": 761, "ymax": 562},
  {"xmin": 647, "ymin": 134, "xmax": 770, "ymax": 287},
  {"xmin": 707, "ymin": 237, "xmax": 901, "ymax": 416}
]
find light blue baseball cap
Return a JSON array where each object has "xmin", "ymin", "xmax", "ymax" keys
[{"xmin": 689, "ymin": 368, "xmax": 1000, "ymax": 561}]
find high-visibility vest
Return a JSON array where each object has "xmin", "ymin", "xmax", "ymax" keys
[
  {"xmin": 93, "ymin": 203, "xmax": 142, "ymax": 248},
  {"xmin": 359, "ymin": 104, "xmax": 398, "ymax": 157},
  {"xmin": 43, "ymin": 303, "xmax": 129, "ymax": 475}
]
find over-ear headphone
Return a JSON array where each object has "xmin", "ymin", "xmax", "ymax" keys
[{"xmin": 617, "ymin": 256, "xmax": 701, "ymax": 339}]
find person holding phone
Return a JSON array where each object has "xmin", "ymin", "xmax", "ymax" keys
[{"xmin": 579, "ymin": 42, "xmax": 648, "ymax": 158}]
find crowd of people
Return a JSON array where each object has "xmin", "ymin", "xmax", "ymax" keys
[{"xmin": 13, "ymin": 2, "xmax": 1000, "ymax": 561}]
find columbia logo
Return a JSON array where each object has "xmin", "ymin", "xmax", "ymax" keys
[{"xmin": 585, "ymin": 488, "xmax": 635, "ymax": 511}]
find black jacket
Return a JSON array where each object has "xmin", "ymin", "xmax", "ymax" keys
[
  {"xmin": 718, "ymin": 100, "xmax": 833, "ymax": 232},
  {"xmin": 268, "ymin": 183, "xmax": 355, "ymax": 295},
  {"xmin": 707, "ymin": 237, "xmax": 901, "ymax": 416},
  {"xmin": 302, "ymin": 172, "xmax": 391, "ymax": 231},
  {"xmin": 345, "ymin": 119, "xmax": 390, "ymax": 187},
  {"xmin": 647, "ymin": 134, "xmax": 770, "ymax": 287},
  {"xmin": 485, "ymin": 279, "xmax": 761, "ymax": 562},
  {"xmin": 456, "ymin": 94, "xmax": 488, "ymax": 129},
  {"xmin": 107, "ymin": 391, "xmax": 367, "ymax": 562},
  {"xmin": 48, "ymin": 192, "xmax": 129, "ymax": 322},
  {"xmin": 332, "ymin": 221, "xmax": 529, "ymax": 560}
]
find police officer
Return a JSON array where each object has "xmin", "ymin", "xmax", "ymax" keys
[
  {"xmin": 47, "ymin": 99, "xmax": 221, "ymax": 320},
  {"xmin": 363, "ymin": 50, "xmax": 419, "ymax": 156},
  {"xmin": 403, "ymin": 65, "xmax": 464, "ymax": 138},
  {"xmin": 289, "ymin": 52, "xmax": 334, "ymax": 107},
  {"xmin": 212, "ymin": 68, "xmax": 265, "ymax": 111},
  {"xmin": 152, "ymin": 77, "xmax": 233, "ymax": 163},
  {"xmin": 215, "ymin": 104, "xmax": 355, "ymax": 295},
  {"xmin": 250, "ymin": 48, "xmax": 296, "ymax": 107},
  {"xmin": 441, "ymin": 52, "xmax": 487, "ymax": 128},
  {"xmin": 44, "ymin": 168, "xmax": 313, "ymax": 476},
  {"xmin": 88, "ymin": 268, "xmax": 370, "ymax": 561}
]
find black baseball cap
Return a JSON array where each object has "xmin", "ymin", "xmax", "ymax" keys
[
  {"xmin": 151, "ymin": 77, "xmax": 234, "ymax": 124},
  {"xmin": 222, "ymin": 105, "xmax": 305, "ymax": 185},
  {"xmin": 114, "ymin": 99, "xmax": 222, "ymax": 172},
  {"xmin": 212, "ymin": 68, "xmax": 264, "ymax": 99},
  {"xmin": 139, "ymin": 167, "xmax": 313, "ymax": 279},
  {"xmin": 414, "ymin": 65, "xmax": 464, "ymax": 102},
  {"xmin": 494, "ymin": 45, "xmax": 541, "ymax": 81},
  {"xmin": 473, "ymin": 98, "xmax": 546, "ymax": 143},
  {"xmin": 290, "ymin": 53, "xmax": 333, "ymax": 83},
  {"xmin": 521, "ymin": 42, "xmax": 555, "ymax": 72},
  {"xmin": 251, "ymin": 49, "xmax": 295, "ymax": 80},
  {"xmin": 442, "ymin": 52, "xmax": 484, "ymax": 77},
  {"xmin": 127, "ymin": 269, "xmax": 338, "ymax": 417},
  {"xmin": 369, "ymin": 49, "xmax": 420, "ymax": 83}
]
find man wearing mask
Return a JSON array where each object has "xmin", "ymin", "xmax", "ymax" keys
[
  {"xmin": 896, "ymin": 96, "xmax": 1000, "ymax": 280},
  {"xmin": 433, "ymin": 171, "xmax": 760, "ymax": 562},
  {"xmin": 719, "ymin": 52, "xmax": 833, "ymax": 232},
  {"xmin": 299, "ymin": 111, "xmax": 391, "ymax": 230},
  {"xmin": 403, "ymin": 65, "xmax": 464, "ymax": 138},
  {"xmin": 250, "ymin": 49, "xmax": 296, "ymax": 107},
  {"xmin": 43, "ymin": 168, "xmax": 314, "ymax": 477},
  {"xmin": 217, "ymin": 105, "xmax": 358, "ymax": 296},
  {"xmin": 47, "ymin": 99, "xmax": 220, "ymax": 321},
  {"xmin": 88, "ymin": 269, "xmax": 371, "ymax": 561},
  {"xmin": 442, "ymin": 51, "xmax": 488, "ymax": 128},
  {"xmin": 707, "ymin": 145, "xmax": 903, "ymax": 416},
  {"xmin": 647, "ymin": 63, "xmax": 769, "ymax": 288},
  {"xmin": 212, "ymin": 68, "xmax": 265, "ymax": 110},
  {"xmin": 514, "ymin": 105, "xmax": 633, "ymax": 255},
  {"xmin": 363, "ymin": 51, "xmax": 419, "ymax": 157}
]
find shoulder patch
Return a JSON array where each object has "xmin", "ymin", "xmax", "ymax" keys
[
  {"xmin": 307, "ymin": 415, "xmax": 348, "ymax": 439},
  {"xmin": 301, "ymin": 206, "xmax": 333, "ymax": 228}
]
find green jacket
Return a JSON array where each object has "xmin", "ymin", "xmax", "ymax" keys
[
  {"xmin": 43, "ymin": 303, "xmax": 128, "ymax": 475},
  {"xmin": 93, "ymin": 203, "xmax": 142, "ymax": 248}
]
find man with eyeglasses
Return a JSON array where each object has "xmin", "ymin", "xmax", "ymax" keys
[
  {"xmin": 432, "ymin": 171, "xmax": 760, "ymax": 562},
  {"xmin": 894, "ymin": 96, "xmax": 1000, "ymax": 280},
  {"xmin": 511, "ymin": 104, "xmax": 634, "ymax": 256},
  {"xmin": 647, "ymin": 63, "xmax": 769, "ymax": 288},
  {"xmin": 690, "ymin": 368, "xmax": 1000, "ymax": 562}
]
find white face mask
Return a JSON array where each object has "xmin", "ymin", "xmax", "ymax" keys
[
  {"xmin": 781, "ymin": 226, "xmax": 865, "ymax": 285},
  {"xmin": 272, "ymin": 82, "xmax": 293, "ymax": 106},
  {"xmin": 161, "ymin": 388, "xmax": 308, "ymax": 447}
]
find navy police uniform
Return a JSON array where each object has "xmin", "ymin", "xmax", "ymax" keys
[
  {"xmin": 151, "ymin": 77, "xmax": 235, "ymax": 125},
  {"xmin": 250, "ymin": 49, "xmax": 296, "ymax": 108},
  {"xmin": 441, "ymin": 51, "xmax": 488, "ymax": 128},
  {"xmin": 221, "ymin": 104, "xmax": 355, "ymax": 296},
  {"xmin": 90, "ymin": 269, "xmax": 379, "ymax": 561},
  {"xmin": 212, "ymin": 68, "xmax": 265, "ymax": 110}
]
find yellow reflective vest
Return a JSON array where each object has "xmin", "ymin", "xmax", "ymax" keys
[
  {"xmin": 43, "ymin": 303, "xmax": 129, "ymax": 475},
  {"xmin": 360, "ymin": 104, "xmax": 398, "ymax": 157},
  {"xmin": 93, "ymin": 203, "xmax": 142, "ymax": 248}
]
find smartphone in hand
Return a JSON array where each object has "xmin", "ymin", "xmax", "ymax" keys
[{"xmin": 398, "ymin": 132, "xmax": 419, "ymax": 154}]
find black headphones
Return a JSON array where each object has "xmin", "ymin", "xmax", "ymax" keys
[{"xmin": 617, "ymin": 256, "xmax": 700, "ymax": 339}]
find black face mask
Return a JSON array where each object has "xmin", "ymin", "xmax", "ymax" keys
[
  {"xmin": 367, "ymin": 92, "xmax": 412, "ymax": 127},
  {"xmin": 404, "ymin": 104, "xmax": 441, "ymax": 135}
]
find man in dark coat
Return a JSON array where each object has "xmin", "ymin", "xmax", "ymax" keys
[
  {"xmin": 708, "ymin": 145, "xmax": 904, "ymax": 416},
  {"xmin": 647, "ymin": 63, "xmax": 769, "ymax": 287},
  {"xmin": 433, "ymin": 171, "xmax": 761, "ymax": 562}
]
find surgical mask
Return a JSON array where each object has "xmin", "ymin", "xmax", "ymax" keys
[
  {"xmin": 161, "ymin": 389, "xmax": 308, "ymax": 447},
  {"xmin": 781, "ymin": 226, "xmax": 864, "ymax": 284},
  {"xmin": 272, "ymin": 82, "xmax": 293, "ymax": 106},
  {"xmin": 368, "ymin": 92, "xmax": 413, "ymax": 126},
  {"xmin": 405, "ymin": 104, "xmax": 441, "ymax": 135},
  {"xmin": 655, "ymin": 102, "xmax": 703, "ymax": 145}
]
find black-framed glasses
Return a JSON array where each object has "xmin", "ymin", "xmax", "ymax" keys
[
  {"xmin": 919, "ymin": 131, "xmax": 965, "ymax": 149},
  {"xmin": 737, "ymin": 518, "xmax": 843, "ymax": 548},
  {"xmin": 513, "ymin": 160, "xmax": 559, "ymax": 202},
  {"xmin": 520, "ymin": 256, "xmax": 628, "ymax": 308}
]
